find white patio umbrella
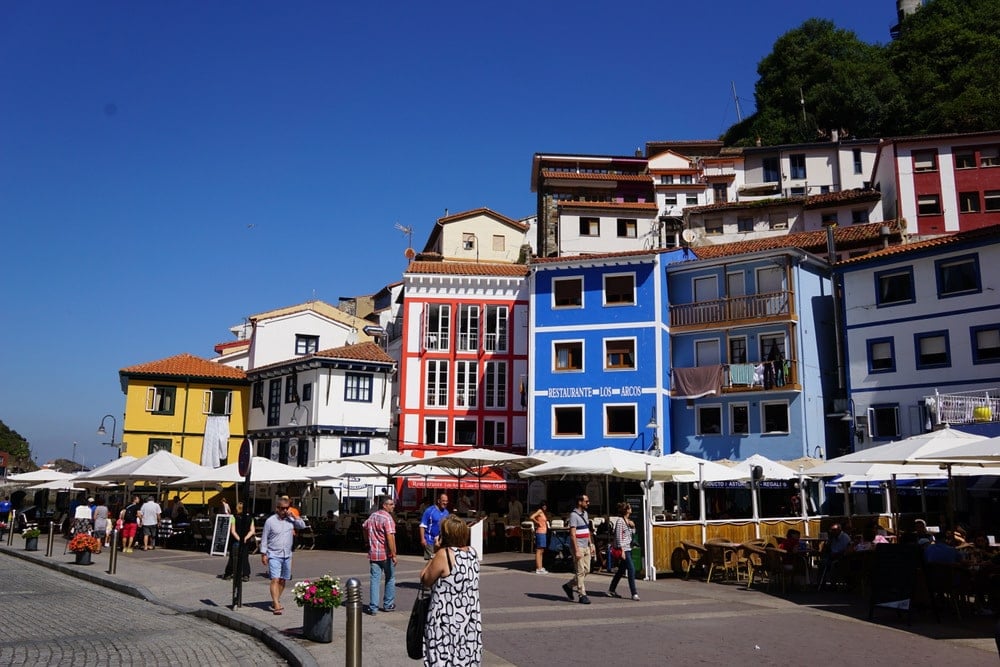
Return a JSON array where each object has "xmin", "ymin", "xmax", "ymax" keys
[
  {"xmin": 74, "ymin": 455, "xmax": 138, "ymax": 481},
  {"xmin": 912, "ymin": 434, "xmax": 1000, "ymax": 465},
  {"xmin": 170, "ymin": 457, "xmax": 311, "ymax": 485},
  {"xmin": 330, "ymin": 451, "xmax": 424, "ymax": 478},
  {"xmin": 420, "ymin": 449, "xmax": 546, "ymax": 511},
  {"xmin": 82, "ymin": 450, "xmax": 209, "ymax": 500},
  {"xmin": 7, "ymin": 469, "xmax": 75, "ymax": 483}
]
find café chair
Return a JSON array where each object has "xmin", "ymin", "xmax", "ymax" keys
[
  {"xmin": 680, "ymin": 541, "xmax": 708, "ymax": 581},
  {"xmin": 704, "ymin": 540, "xmax": 739, "ymax": 583},
  {"xmin": 743, "ymin": 544, "xmax": 768, "ymax": 590},
  {"xmin": 763, "ymin": 546, "xmax": 793, "ymax": 594}
]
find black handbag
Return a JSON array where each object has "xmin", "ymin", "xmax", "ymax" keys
[{"xmin": 406, "ymin": 587, "xmax": 430, "ymax": 660}]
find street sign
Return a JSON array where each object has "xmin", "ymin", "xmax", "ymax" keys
[{"xmin": 238, "ymin": 438, "xmax": 252, "ymax": 478}]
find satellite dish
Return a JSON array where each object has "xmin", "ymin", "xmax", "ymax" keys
[
  {"xmin": 681, "ymin": 229, "xmax": 696, "ymax": 243},
  {"xmin": 404, "ymin": 247, "xmax": 416, "ymax": 259}
]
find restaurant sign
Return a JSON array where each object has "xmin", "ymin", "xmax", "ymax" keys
[{"xmin": 546, "ymin": 385, "xmax": 644, "ymax": 399}]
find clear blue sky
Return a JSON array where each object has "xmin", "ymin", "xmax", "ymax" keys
[{"xmin": 0, "ymin": 1, "xmax": 897, "ymax": 468}]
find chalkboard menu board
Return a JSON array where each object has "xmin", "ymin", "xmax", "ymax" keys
[
  {"xmin": 867, "ymin": 543, "xmax": 921, "ymax": 622},
  {"xmin": 210, "ymin": 514, "xmax": 231, "ymax": 557}
]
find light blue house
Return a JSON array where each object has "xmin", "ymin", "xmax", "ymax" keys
[
  {"xmin": 666, "ymin": 244, "xmax": 836, "ymax": 462},
  {"xmin": 528, "ymin": 248, "xmax": 689, "ymax": 455}
]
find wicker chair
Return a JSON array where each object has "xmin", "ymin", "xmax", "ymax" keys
[
  {"xmin": 743, "ymin": 544, "xmax": 768, "ymax": 590},
  {"xmin": 680, "ymin": 541, "xmax": 708, "ymax": 581},
  {"xmin": 704, "ymin": 540, "xmax": 739, "ymax": 583},
  {"xmin": 763, "ymin": 546, "xmax": 793, "ymax": 594}
]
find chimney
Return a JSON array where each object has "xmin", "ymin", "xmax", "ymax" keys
[
  {"xmin": 826, "ymin": 223, "xmax": 838, "ymax": 264},
  {"xmin": 830, "ymin": 128, "xmax": 839, "ymax": 142},
  {"xmin": 880, "ymin": 224, "xmax": 891, "ymax": 249}
]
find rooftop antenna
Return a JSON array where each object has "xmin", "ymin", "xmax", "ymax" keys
[
  {"xmin": 394, "ymin": 221, "xmax": 416, "ymax": 260},
  {"xmin": 731, "ymin": 81, "xmax": 743, "ymax": 123}
]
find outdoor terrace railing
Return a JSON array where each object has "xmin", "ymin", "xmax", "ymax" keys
[
  {"xmin": 669, "ymin": 291, "xmax": 791, "ymax": 328},
  {"xmin": 926, "ymin": 388, "xmax": 999, "ymax": 426}
]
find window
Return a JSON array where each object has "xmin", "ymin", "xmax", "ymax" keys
[
  {"xmin": 457, "ymin": 304, "xmax": 479, "ymax": 352},
  {"xmin": 251, "ymin": 381, "xmax": 264, "ymax": 410},
  {"xmin": 605, "ymin": 404, "xmax": 636, "ymax": 436},
  {"xmin": 340, "ymin": 438, "xmax": 370, "ymax": 457},
  {"xmin": 605, "ymin": 338, "xmax": 636, "ymax": 370},
  {"xmin": 759, "ymin": 334, "xmax": 785, "ymax": 362},
  {"xmin": 971, "ymin": 325, "xmax": 1000, "ymax": 364},
  {"xmin": 301, "ymin": 382, "xmax": 312, "ymax": 401},
  {"xmin": 875, "ymin": 267, "xmax": 915, "ymax": 306},
  {"xmin": 913, "ymin": 150, "xmax": 937, "ymax": 172},
  {"xmin": 713, "ymin": 184, "xmax": 727, "ymax": 204},
  {"xmin": 936, "ymin": 254, "xmax": 981, "ymax": 297},
  {"xmin": 680, "ymin": 175, "xmax": 693, "ymax": 184},
  {"xmin": 761, "ymin": 401, "xmax": 789, "ymax": 433},
  {"xmin": 483, "ymin": 420, "xmax": 506, "ymax": 447},
  {"xmin": 871, "ymin": 405, "xmax": 900, "ymax": 440},
  {"xmin": 293, "ymin": 438, "xmax": 309, "ymax": 467},
  {"xmin": 484, "ymin": 361, "xmax": 507, "ymax": 408},
  {"xmin": 345, "ymin": 372, "xmax": 373, "ymax": 402},
  {"xmin": 769, "ymin": 213, "xmax": 788, "ymax": 230},
  {"xmin": 424, "ymin": 304, "xmax": 450, "ymax": 351},
  {"xmin": 492, "ymin": 235, "xmax": 505, "ymax": 252},
  {"xmin": 554, "ymin": 341, "xmax": 583, "ymax": 371},
  {"xmin": 762, "ymin": 157, "xmax": 779, "ymax": 183},
  {"xmin": 148, "ymin": 437, "xmax": 172, "ymax": 455},
  {"xmin": 695, "ymin": 338, "xmax": 721, "ymax": 366},
  {"xmin": 203, "ymin": 389, "xmax": 233, "ymax": 416},
  {"xmin": 821, "ymin": 212, "xmax": 838, "ymax": 226},
  {"xmin": 454, "ymin": 420, "xmax": 477, "ymax": 446},
  {"xmin": 267, "ymin": 379, "xmax": 281, "ymax": 427},
  {"xmin": 729, "ymin": 337, "xmax": 747, "ymax": 364},
  {"xmin": 662, "ymin": 193, "xmax": 678, "ymax": 207},
  {"xmin": 462, "ymin": 232, "xmax": 475, "ymax": 249},
  {"xmin": 981, "ymin": 146, "xmax": 999, "ymax": 167},
  {"xmin": 553, "ymin": 277, "xmax": 583, "ymax": 308},
  {"xmin": 455, "ymin": 361, "xmax": 477, "ymax": 408},
  {"xmin": 867, "ymin": 337, "xmax": 895, "ymax": 373},
  {"xmin": 730, "ymin": 404, "xmax": 749, "ymax": 435},
  {"xmin": 579, "ymin": 217, "xmax": 600, "ymax": 236},
  {"xmin": 959, "ymin": 192, "xmax": 981, "ymax": 213},
  {"xmin": 704, "ymin": 218, "xmax": 723, "ymax": 236},
  {"xmin": 285, "ymin": 376, "xmax": 298, "ymax": 403},
  {"xmin": 985, "ymin": 190, "xmax": 1000, "ymax": 212},
  {"xmin": 553, "ymin": 406, "xmax": 583, "ymax": 436},
  {"xmin": 851, "ymin": 209, "xmax": 870, "ymax": 224},
  {"xmin": 789, "ymin": 186, "xmax": 806, "ymax": 196},
  {"xmin": 425, "ymin": 418, "xmax": 447, "ymax": 445},
  {"xmin": 604, "ymin": 274, "xmax": 635, "ymax": 305},
  {"xmin": 484, "ymin": 305, "xmax": 508, "ymax": 352},
  {"xmin": 915, "ymin": 331, "xmax": 950, "ymax": 368},
  {"xmin": 955, "ymin": 150, "xmax": 976, "ymax": 169},
  {"xmin": 295, "ymin": 334, "xmax": 319, "ymax": 355},
  {"xmin": 661, "ymin": 175, "xmax": 674, "ymax": 185},
  {"xmin": 789, "ymin": 153, "xmax": 806, "ymax": 180},
  {"xmin": 696, "ymin": 406, "xmax": 722, "ymax": 435},
  {"xmin": 853, "ymin": 148, "xmax": 863, "ymax": 175},
  {"xmin": 616, "ymin": 218, "xmax": 637, "ymax": 238},
  {"xmin": 737, "ymin": 217, "xmax": 753, "ymax": 233},
  {"xmin": 145, "ymin": 386, "xmax": 176, "ymax": 415},
  {"xmin": 425, "ymin": 360, "xmax": 449, "ymax": 407},
  {"xmin": 917, "ymin": 195, "xmax": 941, "ymax": 215}
]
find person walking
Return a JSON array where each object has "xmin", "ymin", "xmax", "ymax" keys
[
  {"xmin": 362, "ymin": 495, "xmax": 397, "ymax": 616},
  {"xmin": 120, "ymin": 495, "xmax": 141, "ymax": 553},
  {"xmin": 222, "ymin": 502, "xmax": 255, "ymax": 581},
  {"xmin": 139, "ymin": 495, "xmax": 162, "ymax": 550},
  {"xmin": 420, "ymin": 515, "xmax": 482, "ymax": 666},
  {"xmin": 92, "ymin": 497, "xmax": 110, "ymax": 547},
  {"xmin": 260, "ymin": 497, "xmax": 306, "ymax": 615},
  {"xmin": 562, "ymin": 494, "xmax": 593, "ymax": 604},
  {"xmin": 419, "ymin": 493, "xmax": 449, "ymax": 560},
  {"xmin": 530, "ymin": 500, "xmax": 549, "ymax": 574},
  {"xmin": 607, "ymin": 502, "xmax": 639, "ymax": 601}
]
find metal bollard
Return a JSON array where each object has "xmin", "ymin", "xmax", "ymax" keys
[
  {"xmin": 46, "ymin": 520, "xmax": 56, "ymax": 557},
  {"xmin": 6, "ymin": 510, "xmax": 15, "ymax": 546},
  {"xmin": 344, "ymin": 577, "xmax": 362, "ymax": 667},
  {"xmin": 108, "ymin": 529, "xmax": 119, "ymax": 575}
]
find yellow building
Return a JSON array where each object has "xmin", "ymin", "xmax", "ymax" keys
[{"xmin": 119, "ymin": 353, "xmax": 248, "ymax": 467}]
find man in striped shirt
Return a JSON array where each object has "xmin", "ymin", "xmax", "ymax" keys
[
  {"xmin": 562, "ymin": 494, "xmax": 593, "ymax": 605},
  {"xmin": 362, "ymin": 496, "xmax": 397, "ymax": 615}
]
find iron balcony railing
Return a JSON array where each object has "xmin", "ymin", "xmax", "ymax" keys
[{"xmin": 925, "ymin": 388, "xmax": 999, "ymax": 426}]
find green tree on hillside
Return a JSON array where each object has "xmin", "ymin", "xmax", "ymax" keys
[{"xmin": 0, "ymin": 420, "xmax": 35, "ymax": 472}]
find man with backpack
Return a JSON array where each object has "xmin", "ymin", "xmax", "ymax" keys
[{"xmin": 120, "ymin": 495, "xmax": 141, "ymax": 553}]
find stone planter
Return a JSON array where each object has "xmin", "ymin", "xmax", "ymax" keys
[
  {"xmin": 302, "ymin": 605, "xmax": 334, "ymax": 643},
  {"xmin": 74, "ymin": 550, "xmax": 93, "ymax": 565},
  {"xmin": 24, "ymin": 537, "xmax": 38, "ymax": 551}
]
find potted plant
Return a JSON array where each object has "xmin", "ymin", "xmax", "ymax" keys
[
  {"xmin": 292, "ymin": 574, "xmax": 343, "ymax": 643},
  {"xmin": 22, "ymin": 527, "xmax": 40, "ymax": 551},
  {"xmin": 67, "ymin": 533, "xmax": 102, "ymax": 565}
]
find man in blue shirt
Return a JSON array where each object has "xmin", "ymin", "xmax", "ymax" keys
[
  {"xmin": 260, "ymin": 498, "xmax": 307, "ymax": 614},
  {"xmin": 419, "ymin": 493, "xmax": 449, "ymax": 560}
]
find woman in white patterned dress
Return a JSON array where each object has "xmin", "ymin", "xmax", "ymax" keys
[{"xmin": 419, "ymin": 514, "xmax": 482, "ymax": 666}]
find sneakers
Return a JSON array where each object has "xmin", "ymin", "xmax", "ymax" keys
[
  {"xmin": 363, "ymin": 605, "xmax": 377, "ymax": 616},
  {"xmin": 535, "ymin": 568, "xmax": 548, "ymax": 574},
  {"xmin": 607, "ymin": 590, "xmax": 621, "ymax": 598},
  {"xmin": 631, "ymin": 594, "xmax": 641, "ymax": 601},
  {"xmin": 382, "ymin": 604, "xmax": 396, "ymax": 612},
  {"xmin": 579, "ymin": 595, "xmax": 591, "ymax": 604},
  {"xmin": 561, "ymin": 582, "xmax": 575, "ymax": 601}
]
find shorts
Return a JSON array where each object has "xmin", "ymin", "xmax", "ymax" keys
[
  {"xmin": 267, "ymin": 555, "xmax": 292, "ymax": 581},
  {"xmin": 121, "ymin": 523, "xmax": 138, "ymax": 539},
  {"xmin": 142, "ymin": 524, "xmax": 158, "ymax": 539},
  {"xmin": 535, "ymin": 532, "xmax": 548, "ymax": 549}
]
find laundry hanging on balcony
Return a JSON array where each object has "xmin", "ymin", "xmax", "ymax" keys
[
  {"xmin": 672, "ymin": 365, "xmax": 724, "ymax": 399},
  {"xmin": 202, "ymin": 415, "xmax": 230, "ymax": 467}
]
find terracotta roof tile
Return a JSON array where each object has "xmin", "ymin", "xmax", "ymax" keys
[
  {"xmin": 405, "ymin": 261, "xmax": 529, "ymax": 277},
  {"xmin": 836, "ymin": 224, "xmax": 1000, "ymax": 266},
  {"xmin": 556, "ymin": 200, "xmax": 659, "ymax": 211},
  {"xmin": 688, "ymin": 189, "xmax": 881, "ymax": 215},
  {"xmin": 540, "ymin": 170, "xmax": 651, "ymax": 183},
  {"xmin": 802, "ymin": 189, "xmax": 882, "ymax": 210},
  {"xmin": 691, "ymin": 221, "xmax": 904, "ymax": 259},
  {"xmin": 315, "ymin": 341, "xmax": 394, "ymax": 364},
  {"xmin": 121, "ymin": 353, "xmax": 246, "ymax": 380},
  {"xmin": 531, "ymin": 247, "xmax": 674, "ymax": 265},
  {"xmin": 436, "ymin": 207, "xmax": 529, "ymax": 231}
]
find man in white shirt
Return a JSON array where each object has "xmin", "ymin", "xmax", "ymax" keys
[{"xmin": 139, "ymin": 496, "xmax": 162, "ymax": 551}]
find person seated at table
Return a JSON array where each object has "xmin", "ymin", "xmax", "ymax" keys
[
  {"xmin": 922, "ymin": 537, "xmax": 964, "ymax": 565},
  {"xmin": 818, "ymin": 523, "xmax": 853, "ymax": 588},
  {"xmin": 911, "ymin": 519, "xmax": 934, "ymax": 544},
  {"xmin": 779, "ymin": 529, "xmax": 801, "ymax": 554},
  {"xmin": 854, "ymin": 523, "xmax": 889, "ymax": 552}
]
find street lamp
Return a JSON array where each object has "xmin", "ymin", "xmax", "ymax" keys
[
  {"xmin": 288, "ymin": 403, "xmax": 310, "ymax": 427},
  {"xmin": 97, "ymin": 414, "xmax": 123, "ymax": 457},
  {"xmin": 645, "ymin": 407, "xmax": 660, "ymax": 456}
]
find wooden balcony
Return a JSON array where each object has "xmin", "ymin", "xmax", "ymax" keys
[
  {"xmin": 670, "ymin": 361, "xmax": 801, "ymax": 396},
  {"xmin": 669, "ymin": 291, "xmax": 793, "ymax": 330}
]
